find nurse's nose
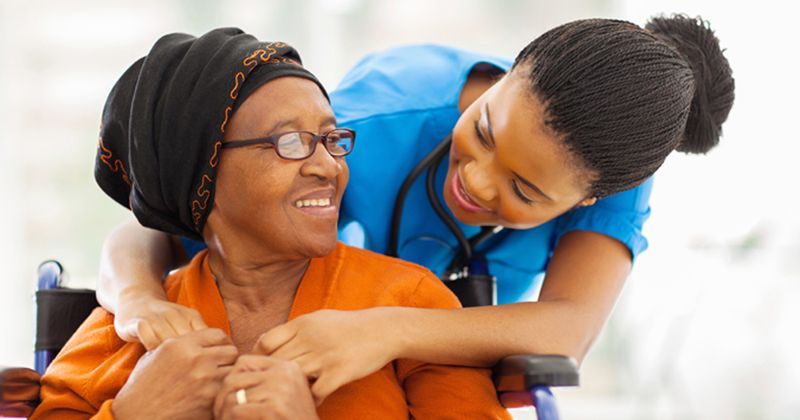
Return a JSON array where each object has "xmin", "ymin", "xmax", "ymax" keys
[{"xmin": 462, "ymin": 159, "xmax": 498, "ymax": 205}]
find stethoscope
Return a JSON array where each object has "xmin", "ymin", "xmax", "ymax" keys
[{"xmin": 387, "ymin": 136, "xmax": 505, "ymax": 282}]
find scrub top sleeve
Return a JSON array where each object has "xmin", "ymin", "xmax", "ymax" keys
[
  {"xmin": 179, "ymin": 237, "xmax": 206, "ymax": 260},
  {"xmin": 554, "ymin": 177, "xmax": 654, "ymax": 261}
]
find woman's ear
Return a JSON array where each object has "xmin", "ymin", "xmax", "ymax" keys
[{"xmin": 578, "ymin": 197, "xmax": 597, "ymax": 207}]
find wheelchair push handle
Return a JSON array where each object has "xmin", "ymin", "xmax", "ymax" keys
[{"xmin": 493, "ymin": 354, "xmax": 579, "ymax": 417}]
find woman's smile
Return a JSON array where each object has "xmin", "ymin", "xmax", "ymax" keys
[{"xmin": 292, "ymin": 187, "xmax": 339, "ymax": 217}]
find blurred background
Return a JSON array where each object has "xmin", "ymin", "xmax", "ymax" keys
[{"xmin": 1, "ymin": 0, "xmax": 798, "ymax": 419}]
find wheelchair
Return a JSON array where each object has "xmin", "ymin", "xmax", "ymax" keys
[{"xmin": 0, "ymin": 260, "xmax": 579, "ymax": 419}]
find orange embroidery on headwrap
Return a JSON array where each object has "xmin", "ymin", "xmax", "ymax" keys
[
  {"xmin": 243, "ymin": 50, "xmax": 263, "ymax": 68},
  {"xmin": 193, "ymin": 43, "xmax": 300, "ymax": 229},
  {"xmin": 229, "ymin": 72, "xmax": 246, "ymax": 99},
  {"xmin": 243, "ymin": 43, "xmax": 281, "ymax": 68},
  {"xmin": 258, "ymin": 46, "xmax": 281, "ymax": 64},
  {"xmin": 99, "ymin": 138, "xmax": 131, "ymax": 185},
  {"xmin": 210, "ymin": 141, "xmax": 222, "ymax": 167},
  {"xmin": 191, "ymin": 174, "xmax": 213, "ymax": 227},
  {"xmin": 220, "ymin": 106, "xmax": 232, "ymax": 133}
]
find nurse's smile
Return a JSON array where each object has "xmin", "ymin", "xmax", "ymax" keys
[{"xmin": 450, "ymin": 168, "xmax": 492, "ymax": 214}]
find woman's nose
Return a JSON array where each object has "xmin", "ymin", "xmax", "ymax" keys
[
  {"xmin": 462, "ymin": 160, "xmax": 497, "ymax": 204},
  {"xmin": 301, "ymin": 142, "xmax": 342, "ymax": 180}
]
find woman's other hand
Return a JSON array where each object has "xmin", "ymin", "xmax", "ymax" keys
[
  {"xmin": 253, "ymin": 308, "xmax": 401, "ymax": 405},
  {"xmin": 115, "ymin": 294, "xmax": 208, "ymax": 350},
  {"xmin": 111, "ymin": 328, "xmax": 238, "ymax": 420},
  {"xmin": 214, "ymin": 355, "xmax": 318, "ymax": 420}
]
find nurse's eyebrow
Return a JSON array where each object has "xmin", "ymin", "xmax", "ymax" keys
[
  {"xmin": 485, "ymin": 103, "xmax": 553, "ymax": 201},
  {"xmin": 483, "ymin": 103, "xmax": 496, "ymax": 146},
  {"xmin": 513, "ymin": 171, "xmax": 553, "ymax": 201}
]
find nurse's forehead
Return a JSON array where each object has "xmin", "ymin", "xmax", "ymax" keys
[{"xmin": 485, "ymin": 80, "xmax": 586, "ymax": 199}]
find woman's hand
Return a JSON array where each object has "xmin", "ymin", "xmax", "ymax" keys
[
  {"xmin": 114, "ymin": 293, "xmax": 208, "ymax": 350},
  {"xmin": 214, "ymin": 355, "xmax": 318, "ymax": 420},
  {"xmin": 252, "ymin": 308, "xmax": 402, "ymax": 404},
  {"xmin": 111, "ymin": 328, "xmax": 238, "ymax": 420}
]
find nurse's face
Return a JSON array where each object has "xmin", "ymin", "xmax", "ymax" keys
[{"xmin": 445, "ymin": 71, "xmax": 597, "ymax": 229}]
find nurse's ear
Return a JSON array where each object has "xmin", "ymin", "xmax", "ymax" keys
[{"xmin": 577, "ymin": 197, "xmax": 597, "ymax": 207}]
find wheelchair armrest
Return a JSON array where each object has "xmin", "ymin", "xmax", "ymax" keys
[
  {"xmin": 0, "ymin": 366, "xmax": 41, "ymax": 417},
  {"xmin": 493, "ymin": 354, "xmax": 579, "ymax": 392}
]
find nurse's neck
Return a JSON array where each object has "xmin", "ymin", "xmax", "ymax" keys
[{"xmin": 458, "ymin": 64, "xmax": 504, "ymax": 113}]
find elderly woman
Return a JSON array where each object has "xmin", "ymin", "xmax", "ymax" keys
[{"xmin": 32, "ymin": 28, "xmax": 509, "ymax": 419}]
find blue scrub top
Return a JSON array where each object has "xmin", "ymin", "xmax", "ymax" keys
[{"xmin": 183, "ymin": 44, "xmax": 653, "ymax": 304}]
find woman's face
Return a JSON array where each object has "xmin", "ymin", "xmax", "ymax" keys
[
  {"xmin": 208, "ymin": 77, "xmax": 348, "ymax": 260},
  {"xmin": 446, "ymin": 72, "xmax": 596, "ymax": 229}
]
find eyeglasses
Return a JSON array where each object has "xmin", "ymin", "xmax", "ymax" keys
[{"xmin": 221, "ymin": 128, "xmax": 356, "ymax": 160}]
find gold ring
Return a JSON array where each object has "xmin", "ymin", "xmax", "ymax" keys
[{"xmin": 236, "ymin": 388, "xmax": 247, "ymax": 405}]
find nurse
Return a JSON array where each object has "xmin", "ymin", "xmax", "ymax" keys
[{"xmin": 97, "ymin": 15, "xmax": 734, "ymax": 402}]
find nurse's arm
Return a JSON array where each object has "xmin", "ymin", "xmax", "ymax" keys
[
  {"xmin": 396, "ymin": 230, "xmax": 631, "ymax": 366},
  {"xmin": 96, "ymin": 219, "xmax": 204, "ymax": 349}
]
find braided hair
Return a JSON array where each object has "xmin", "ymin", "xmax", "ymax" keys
[{"xmin": 512, "ymin": 14, "xmax": 735, "ymax": 198}]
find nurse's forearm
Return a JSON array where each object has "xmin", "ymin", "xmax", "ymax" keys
[
  {"xmin": 393, "ymin": 301, "xmax": 593, "ymax": 367},
  {"xmin": 96, "ymin": 219, "xmax": 176, "ymax": 314},
  {"xmin": 395, "ymin": 230, "xmax": 631, "ymax": 366}
]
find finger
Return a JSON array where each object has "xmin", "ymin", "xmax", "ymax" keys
[
  {"xmin": 214, "ymin": 365, "xmax": 234, "ymax": 380},
  {"xmin": 135, "ymin": 320, "xmax": 161, "ymax": 351},
  {"xmin": 115, "ymin": 318, "xmax": 140, "ymax": 343},
  {"xmin": 214, "ymin": 372, "xmax": 266, "ymax": 416},
  {"xmin": 189, "ymin": 327, "xmax": 232, "ymax": 347},
  {"xmin": 310, "ymin": 374, "xmax": 340, "ymax": 406},
  {"xmin": 269, "ymin": 341, "xmax": 312, "ymax": 362},
  {"xmin": 150, "ymin": 318, "xmax": 181, "ymax": 345},
  {"xmin": 205, "ymin": 344, "xmax": 239, "ymax": 367},
  {"xmin": 164, "ymin": 310, "xmax": 195, "ymax": 336},
  {"xmin": 226, "ymin": 403, "xmax": 272, "ymax": 420},
  {"xmin": 213, "ymin": 386, "xmax": 230, "ymax": 419},
  {"xmin": 233, "ymin": 380, "xmax": 277, "ymax": 406},
  {"xmin": 237, "ymin": 371, "xmax": 309, "ymax": 406},
  {"xmin": 232, "ymin": 354, "xmax": 283, "ymax": 373},
  {"xmin": 188, "ymin": 311, "xmax": 208, "ymax": 331},
  {"xmin": 291, "ymin": 352, "xmax": 322, "ymax": 380},
  {"xmin": 223, "ymin": 372, "xmax": 268, "ymax": 391},
  {"xmin": 253, "ymin": 324, "xmax": 296, "ymax": 355},
  {"xmin": 269, "ymin": 348, "xmax": 309, "ymax": 363}
]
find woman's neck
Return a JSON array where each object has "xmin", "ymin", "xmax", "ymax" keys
[
  {"xmin": 207, "ymin": 250, "xmax": 309, "ymax": 352},
  {"xmin": 207, "ymin": 250, "xmax": 309, "ymax": 312}
]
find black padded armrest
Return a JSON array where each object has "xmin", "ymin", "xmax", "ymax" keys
[
  {"xmin": 493, "ymin": 355, "xmax": 579, "ymax": 392},
  {"xmin": 35, "ymin": 289, "xmax": 98, "ymax": 352},
  {"xmin": 0, "ymin": 366, "xmax": 41, "ymax": 417}
]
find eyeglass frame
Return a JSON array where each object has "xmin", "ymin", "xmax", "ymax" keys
[{"xmin": 221, "ymin": 128, "xmax": 356, "ymax": 160}]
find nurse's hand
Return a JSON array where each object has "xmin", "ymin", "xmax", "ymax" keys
[
  {"xmin": 115, "ymin": 295, "xmax": 208, "ymax": 350},
  {"xmin": 253, "ymin": 308, "xmax": 401, "ymax": 404}
]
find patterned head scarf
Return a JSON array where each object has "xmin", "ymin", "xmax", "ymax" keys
[{"xmin": 95, "ymin": 28, "xmax": 327, "ymax": 241}]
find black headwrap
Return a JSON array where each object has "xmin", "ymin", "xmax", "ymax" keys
[{"xmin": 95, "ymin": 28, "xmax": 327, "ymax": 241}]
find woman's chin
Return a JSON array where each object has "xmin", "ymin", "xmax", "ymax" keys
[{"xmin": 297, "ymin": 234, "xmax": 339, "ymax": 258}]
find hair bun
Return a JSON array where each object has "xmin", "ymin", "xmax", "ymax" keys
[{"xmin": 646, "ymin": 14, "xmax": 735, "ymax": 154}]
